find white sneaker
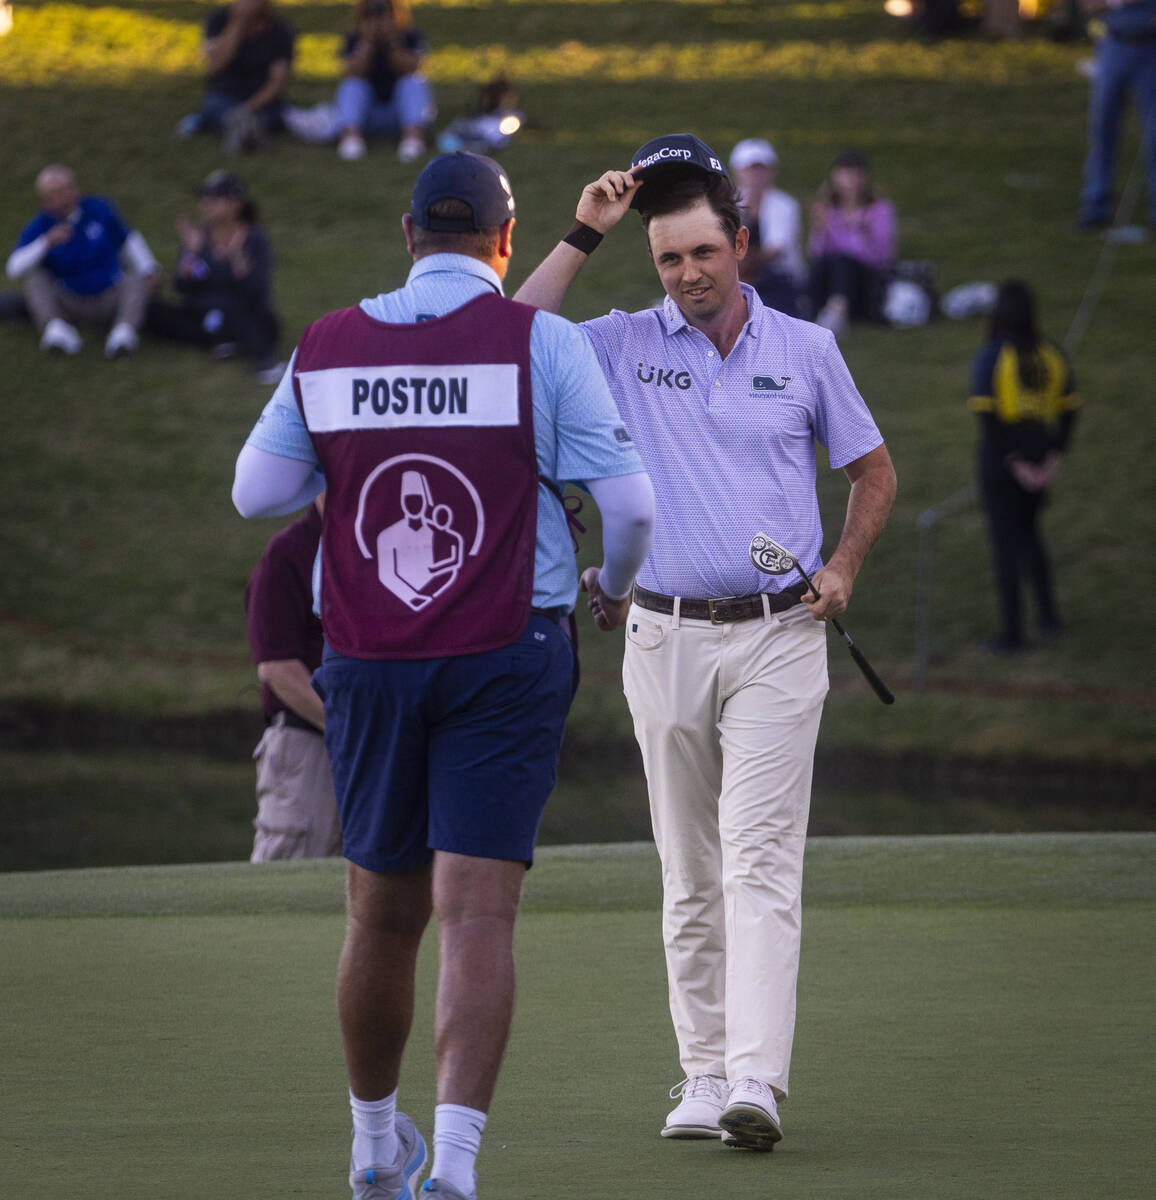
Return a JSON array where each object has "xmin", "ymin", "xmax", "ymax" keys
[
  {"xmin": 719, "ymin": 1076, "xmax": 782, "ymax": 1151},
  {"xmin": 397, "ymin": 135, "xmax": 425, "ymax": 164},
  {"xmin": 104, "ymin": 322, "xmax": 139, "ymax": 359},
  {"xmin": 351, "ymin": 1112, "xmax": 426, "ymax": 1200},
  {"xmin": 283, "ymin": 102, "xmax": 337, "ymax": 143},
  {"xmin": 660, "ymin": 1074, "xmax": 728, "ymax": 1139},
  {"xmin": 40, "ymin": 318, "xmax": 82, "ymax": 355},
  {"xmin": 815, "ymin": 300, "xmax": 848, "ymax": 337},
  {"xmin": 421, "ymin": 1182, "xmax": 475, "ymax": 1199},
  {"xmin": 338, "ymin": 132, "xmax": 367, "ymax": 162}
]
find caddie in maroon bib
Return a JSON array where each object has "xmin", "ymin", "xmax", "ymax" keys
[{"xmin": 293, "ymin": 292, "xmax": 538, "ymax": 659}]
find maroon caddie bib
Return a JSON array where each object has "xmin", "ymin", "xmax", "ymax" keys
[{"xmin": 293, "ymin": 293, "xmax": 538, "ymax": 660}]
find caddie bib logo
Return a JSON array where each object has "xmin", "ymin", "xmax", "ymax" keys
[{"xmin": 354, "ymin": 453, "xmax": 485, "ymax": 612}]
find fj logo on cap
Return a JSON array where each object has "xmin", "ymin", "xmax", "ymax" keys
[{"xmin": 753, "ymin": 375, "xmax": 792, "ymax": 391}]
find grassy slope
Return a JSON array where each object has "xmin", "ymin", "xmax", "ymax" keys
[
  {"xmin": 2, "ymin": 836, "xmax": 1153, "ymax": 1198},
  {"xmin": 1, "ymin": 1, "xmax": 1154, "ymax": 768}
]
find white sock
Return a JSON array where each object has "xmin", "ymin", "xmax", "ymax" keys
[
  {"xmin": 349, "ymin": 1089, "xmax": 398, "ymax": 1171},
  {"xmin": 431, "ymin": 1103, "xmax": 487, "ymax": 1197}
]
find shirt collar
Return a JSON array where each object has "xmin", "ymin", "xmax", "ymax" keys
[
  {"xmin": 406, "ymin": 252, "xmax": 505, "ymax": 296},
  {"xmin": 661, "ymin": 281, "xmax": 763, "ymax": 342}
]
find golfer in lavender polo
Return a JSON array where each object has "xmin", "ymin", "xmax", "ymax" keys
[{"xmin": 515, "ymin": 134, "xmax": 896, "ymax": 1151}]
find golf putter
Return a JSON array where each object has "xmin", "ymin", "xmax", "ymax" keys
[{"xmin": 749, "ymin": 534, "xmax": 895, "ymax": 705}]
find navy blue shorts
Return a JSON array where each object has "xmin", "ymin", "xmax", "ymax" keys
[{"xmin": 316, "ymin": 614, "xmax": 576, "ymax": 873}]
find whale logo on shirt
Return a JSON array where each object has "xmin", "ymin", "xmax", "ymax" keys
[{"xmin": 753, "ymin": 375, "xmax": 792, "ymax": 391}]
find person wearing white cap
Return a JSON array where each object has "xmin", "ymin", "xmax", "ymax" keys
[{"xmin": 728, "ymin": 138, "xmax": 805, "ymax": 317}]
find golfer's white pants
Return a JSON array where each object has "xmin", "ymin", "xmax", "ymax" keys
[{"xmin": 622, "ymin": 601, "xmax": 828, "ymax": 1098}]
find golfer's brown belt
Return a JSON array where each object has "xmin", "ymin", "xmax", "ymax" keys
[{"xmin": 632, "ymin": 582, "xmax": 808, "ymax": 625}]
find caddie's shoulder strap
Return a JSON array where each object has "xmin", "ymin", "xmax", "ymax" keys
[{"xmin": 539, "ymin": 476, "xmax": 587, "ymax": 554}]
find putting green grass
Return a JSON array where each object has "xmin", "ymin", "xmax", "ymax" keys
[{"xmin": 3, "ymin": 835, "xmax": 1153, "ymax": 1198}]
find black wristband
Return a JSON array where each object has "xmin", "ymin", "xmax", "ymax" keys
[{"xmin": 562, "ymin": 221, "xmax": 604, "ymax": 255}]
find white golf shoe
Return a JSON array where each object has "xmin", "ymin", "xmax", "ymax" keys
[
  {"xmin": 719, "ymin": 1076, "xmax": 783, "ymax": 1151},
  {"xmin": 660, "ymin": 1074, "xmax": 728, "ymax": 1139},
  {"xmin": 40, "ymin": 318, "xmax": 82, "ymax": 355}
]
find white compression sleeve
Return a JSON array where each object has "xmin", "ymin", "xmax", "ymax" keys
[
  {"xmin": 232, "ymin": 444, "xmax": 324, "ymax": 518},
  {"xmin": 6, "ymin": 235, "xmax": 49, "ymax": 281},
  {"xmin": 584, "ymin": 471, "xmax": 655, "ymax": 600},
  {"xmin": 121, "ymin": 230, "xmax": 159, "ymax": 275}
]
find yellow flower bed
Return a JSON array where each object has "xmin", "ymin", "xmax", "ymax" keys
[{"xmin": 0, "ymin": 6, "xmax": 1079, "ymax": 87}]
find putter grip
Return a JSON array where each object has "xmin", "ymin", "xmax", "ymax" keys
[{"xmin": 847, "ymin": 643, "xmax": 895, "ymax": 705}]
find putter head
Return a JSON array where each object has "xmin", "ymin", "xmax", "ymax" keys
[{"xmin": 749, "ymin": 533, "xmax": 797, "ymax": 576}]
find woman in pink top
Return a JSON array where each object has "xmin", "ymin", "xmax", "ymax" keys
[{"xmin": 807, "ymin": 149, "xmax": 896, "ymax": 336}]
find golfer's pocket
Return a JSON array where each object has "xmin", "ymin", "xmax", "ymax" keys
[{"xmin": 625, "ymin": 615, "xmax": 666, "ymax": 651}]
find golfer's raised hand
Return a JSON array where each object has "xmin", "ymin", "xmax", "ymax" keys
[
  {"xmin": 580, "ymin": 565, "xmax": 631, "ymax": 631},
  {"xmin": 805, "ymin": 563, "xmax": 852, "ymax": 621},
  {"xmin": 576, "ymin": 170, "xmax": 641, "ymax": 234}
]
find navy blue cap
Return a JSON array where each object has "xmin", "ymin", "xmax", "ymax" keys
[
  {"xmin": 410, "ymin": 152, "xmax": 516, "ymax": 231},
  {"xmin": 628, "ymin": 133, "xmax": 728, "ymax": 209}
]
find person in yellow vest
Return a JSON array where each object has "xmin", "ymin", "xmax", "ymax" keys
[{"xmin": 968, "ymin": 281, "xmax": 1079, "ymax": 653}]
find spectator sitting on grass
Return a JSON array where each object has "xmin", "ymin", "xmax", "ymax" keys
[
  {"xmin": 176, "ymin": 0, "xmax": 296, "ymax": 153},
  {"xmin": 729, "ymin": 137, "xmax": 806, "ymax": 317},
  {"xmin": 145, "ymin": 171, "xmax": 284, "ymax": 385},
  {"xmin": 284, "ymin": 0, "xmax": 434, "ymax": 164},
  {"xmin": 807, "ymin": 148, "xmax": 897, "ymax": 336},
  {"xmin": 5, "ymin": 164, "xmax": 158, "ymax": 359}
]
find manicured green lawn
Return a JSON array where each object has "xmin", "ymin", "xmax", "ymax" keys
[{"xmin": 2, "ymin": 835, "xmax": 1152, "ymax": 1198}]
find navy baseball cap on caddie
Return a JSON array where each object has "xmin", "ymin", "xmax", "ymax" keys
[
  {"xmin": 410, "ymin": 152, "xmax": 516, "ymax": 231},
  {"xmin": 628, "ymin": 133, "xmax": 728, "ymax": 209}
]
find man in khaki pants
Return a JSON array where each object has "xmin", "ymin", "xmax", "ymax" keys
[
  {"xmin": 245, "ymin": 495, "xmax": 342, "ymax": 861},
  {"xmin": 517, "ymin": 133, "xmax": 896, "ymax": 1151}
]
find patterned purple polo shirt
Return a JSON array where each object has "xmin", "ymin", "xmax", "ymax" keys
[{"xmin": 582, "ymin": 284, "xmax": 883, "ymax": 599}]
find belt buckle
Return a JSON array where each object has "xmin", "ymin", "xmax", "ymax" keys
[{"xmin": 707, "ymin": 596, "xmax": 735, "ymax": 625}]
